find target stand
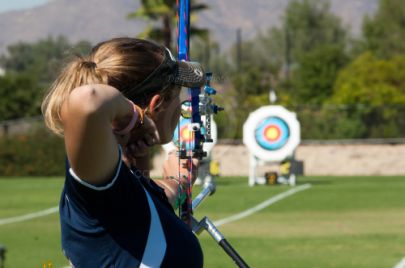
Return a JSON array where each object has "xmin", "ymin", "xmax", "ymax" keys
[
  {"xmin": 162, "ymin": 115, "xmax": 218, "ymax": 185},
  {"xmin": 243, "ymin": 105, "xmax": 300, "ymax": 186}
]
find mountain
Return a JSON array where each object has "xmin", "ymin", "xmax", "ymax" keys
[
  {"xmin": 0, "ymin": 0, "xmax": 378, "ymax": 55},
  {"xmin": 0, "ymin": 0, "xmax": 145, "ymax": 55}
]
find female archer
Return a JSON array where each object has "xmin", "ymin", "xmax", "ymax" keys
[{"xmin": 42, "ymin": 37, "xmax": 204, "ymax": 267}]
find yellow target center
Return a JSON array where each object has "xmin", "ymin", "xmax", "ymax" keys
[
  {"xmin": 181, "ymin": 127, "xmax": 192, "ymax": 141},
  {"xmin": 265, "ymin": 126, "xmax": 280, "ymax": 141}
]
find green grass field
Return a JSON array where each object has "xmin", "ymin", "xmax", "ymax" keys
[{"xmin": 1, "ymin": 176, "xmax": 405, "ymax": 268}]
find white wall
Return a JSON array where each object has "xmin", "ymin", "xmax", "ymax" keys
[{"xmin": 151, "ymin": 143, "xmax": 405, "ymax": 177}]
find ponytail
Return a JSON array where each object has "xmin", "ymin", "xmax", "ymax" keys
[{"xmin": 41, "ymin": 56, "xmax": 108, "ymax": 135}]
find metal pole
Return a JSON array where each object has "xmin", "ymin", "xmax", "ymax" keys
[
  {"xmin": 192, "ymin": 181, "xmax": 216, "ymax": 210},
  {"xmin": 191, "ymin": 216, "xmax": 249, "ymax": 268},
  {"xmin": 192, "ymin": 182, "xmax": 250, "ymax": 267}
]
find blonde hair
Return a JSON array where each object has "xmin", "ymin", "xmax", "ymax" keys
[{"xmin": 42, "ymin": 37, "xmax": 169, "ymax": 136}]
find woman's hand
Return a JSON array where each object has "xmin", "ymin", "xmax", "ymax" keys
[
  {"xmin": 163, "ymin": 151, "xmax": 199, "ymax": 186},
  {"xmin": 155, "ymin": 151, "xmax": 199, "ymax": 206},
  {"xmin": 127, "ymin": 114, "xmax": 160, "ymax": 155},
  {"xmin": 114, "ymin": 112, "xmax": 160, "ymax": 166}
]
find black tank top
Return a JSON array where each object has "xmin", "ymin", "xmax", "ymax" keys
[{"xmin": 60, "ymin": 151, "xmax": 203, "ymax": 267}]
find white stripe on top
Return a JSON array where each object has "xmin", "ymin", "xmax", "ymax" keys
[{"xmin": 69, "ymin": 147, "xmax": 123, "ymax": 191}]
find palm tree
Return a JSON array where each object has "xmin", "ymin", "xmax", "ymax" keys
[{"xmin": 128, "ymin": 0, "xmax": 209, "ymax": 51}]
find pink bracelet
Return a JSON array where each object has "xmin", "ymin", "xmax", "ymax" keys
[{"xmin": 113, "ymin": 102, "xmax": 139, "ymax": 135}]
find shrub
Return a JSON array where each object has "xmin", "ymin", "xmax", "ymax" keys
[{"xmin": 0, "ymin": 126, "xmax": 65, "ymax": 176}]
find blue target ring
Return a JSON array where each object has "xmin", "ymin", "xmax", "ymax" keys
[{"xmin": 255, "ymin": 117, "xmax": 290, "ymax": 150}]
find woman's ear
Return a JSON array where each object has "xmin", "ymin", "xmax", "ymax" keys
[{"xmin": 148, "ymin": 94, "xmax": 162, "ymax": 117}]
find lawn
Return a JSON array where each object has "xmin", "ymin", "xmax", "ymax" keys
[{"xmin": 0, "ymin": 176, "xmax": 405, "ymax": 268}]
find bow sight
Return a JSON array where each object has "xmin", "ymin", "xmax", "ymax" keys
[{"xmin": 178, "ymin": 72, "xmax": 224, "ymax": 160}]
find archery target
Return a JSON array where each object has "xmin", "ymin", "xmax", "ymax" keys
[
  {"xmin": 243, "ymin": 105, "xmax": 300, "ymax": 162},
  {"xmin": 162, "ymin": 115, "xmax": 217, "ymax": 156},
  {"xmin": 255, "ymin": 117, "xmax": 290, "ymax": 151},
  {"xmin": 173, "ymin": 117, "xmax": 194, "ymax": 150}
]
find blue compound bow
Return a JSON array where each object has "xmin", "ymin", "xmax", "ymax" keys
[{"xmin": 176, "ymin": 1, "xmax": 249, "ymax": 267}]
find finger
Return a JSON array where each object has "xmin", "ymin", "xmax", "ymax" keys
[
  {"xmin": 143, "ymin": 133, "xmax": 157, "ymax": 146},
  {"xmin": 127, "ymin": 144, "xmax": 137, "ymax": 157},
  {"xmin": 178, "ymin": 158, "xmax": 187, "ymax": 169},
  {"xmin": 137, "ymin": 140, "xmax": 149, "ymax": 150},
  {"xmin": 154, "ymin": 129, "xmax": 161, "ymax": 143},
  {"xmin": 191, "ymin": 158, "xmax": 200, "ymax": 167},
  {"xmin": 126, "ymin": 142, "xmax": 149, "ymax": 159},
  {"xmin": 129, "ymin": 141, "xmax": 144, "ymax": 154},
  {"xmin": 144, "ymin": 116, "xmax": 160, "ymax": 143},
  {"xmin": 127, "ymin": 146, "xmax": 139, "ymax": 160},
  {"xmin": 114, "ymin": 132, "xmax": 130, "ymax": 146},
  {"xmin": 126, "ymin": 141, "xmax": 142, "ymax": 155}
]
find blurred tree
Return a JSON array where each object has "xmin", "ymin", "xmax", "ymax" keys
[
  {"xmin": 190, "ymin": 34, "xmax": 221, "ymax": 72},
  {"xmin": 280, "ymin": 0, "xmax": 348, "ymax": 104},
  {"xmin": 128, "ymin": 0, "xmax": 209, "ymax": 50},
  {"xmin": 362, "ymin": 0, "xmax": 405, "ymax": 59},
  {"xmin": 329, "ymin": 52, "xmax": 405, "ymax": 138},
  {"xmin": 0, "ymin": 74, "xmax": 41, "ymax": 120},
  {"xmin": 282, "ymin": 0, "xmax": 346, "ymax": 62},
  {"xmin": 294, "ymin": 44, "xmax": 348, "ymax": 104},
  {"xmin": 215, "ymin": 0, "xmax": 349, "ymax": 138},
  {"xmin": 295, "ymin": 105, "xmax": 367, "ymax": 139},
  {"xmin": 0, "ymin": 36, "xmax": 92, "ymax": 121},
  {"xmin": 1, "ymin": 36, "xmax": 91, "ymax": 87},
  {"xmin": 228, "ymin": 0, "xmax": 348, "ymax": 103}
]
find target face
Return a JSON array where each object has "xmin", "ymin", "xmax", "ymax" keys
[
  {"xmin": 173, "ymin": 117, "xmax": 194, "ymax": 150},
  {"xmin": 255, "ymin": 117, "xmax": 290, "ymax": 150},
  {"xmin": 243, "ymin": 105, "xmax": 300, "ymax": 162}
]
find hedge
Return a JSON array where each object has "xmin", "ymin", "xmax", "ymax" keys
[
  {"xmin": 0, "ymin": 126, "xmax": 65, "ymax": 176},
  {"xmin": 0, "ymin": 124, "xmax": 161, "ymax": 177}
]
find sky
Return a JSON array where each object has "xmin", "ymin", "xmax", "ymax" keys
[{"xmin": 0, "ymin": 0, "xmax": 49, "ymax": 13}]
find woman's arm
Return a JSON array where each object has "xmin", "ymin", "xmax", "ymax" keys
[{"xmin": 61, "ymin": 84, "xmax": 134, "ymax": 186}]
